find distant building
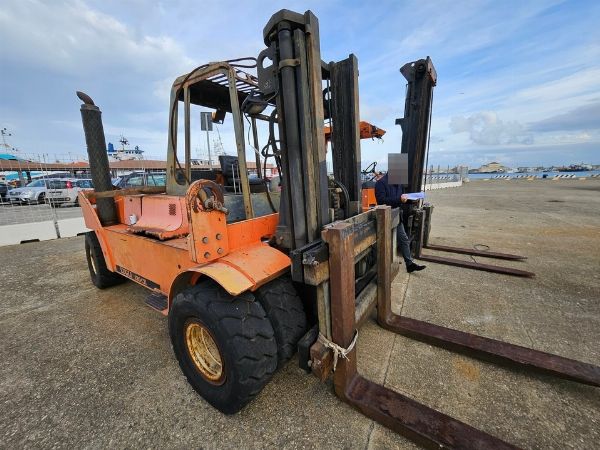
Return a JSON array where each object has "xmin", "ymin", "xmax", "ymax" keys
[
  {"xmin": 477, "ymin": 162, "xmax": 510, "ymax": 173},
  {"xmin": 448, "ymin": 165, "xmax": 469, "ymax": 176}
]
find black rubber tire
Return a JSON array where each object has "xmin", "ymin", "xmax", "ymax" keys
[
  {"xmin": 255, "ymin": 276, "xmax": 307, "ymax": 366},
  {"xmin": 37, "ymin": 192, "xmax": 46, "ymax": 205},
  {"xmin": 84, "ymin": 232, "xmax": 126, "ymax": 289},
  {"xmin": 169, "ymin": 281, "xmax": 277, "ymax": 414}
]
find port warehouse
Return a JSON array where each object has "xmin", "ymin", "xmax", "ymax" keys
[{"xmin": 0, "ymin": 158, "xmax": 279, "ymax": 183}]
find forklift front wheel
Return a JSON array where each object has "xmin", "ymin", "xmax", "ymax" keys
[
  {"xmin": 169, "ymin": 281, "xmax": 277, "ymax": 414},
  {"xmin": 84, "ymin": 232, "xmax": 126, "ymax": 289}
]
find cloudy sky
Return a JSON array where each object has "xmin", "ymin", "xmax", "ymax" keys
[{"xmin": 1, "ymin": 0, "xmax": 599, "ymax": 169}]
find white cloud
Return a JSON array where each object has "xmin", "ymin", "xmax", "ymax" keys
[
  {"xmin": 449, "ymin": 111, "xmax": 533, "ymax": 145},
  {"xmin": 0, "ymin": 0, "xmax": 193, "ymax": 77}
]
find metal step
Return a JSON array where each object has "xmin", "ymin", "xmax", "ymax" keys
[{"xmin": 145, "ymin": 292, "xmax": 168, "ymax": 312}]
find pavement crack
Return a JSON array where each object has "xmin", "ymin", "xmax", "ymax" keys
[
  {"xmin": 382, "ymin": 333, "xmax": 397, "ymax": 387},
  {"xmin": 398, "ymin": 275, "xmax": 410, "ymax": 316},
  {"xmin": 363, "ymin": 421, "xmax": 375, "ymax": 450},
  {"xmin": 363, "ymin": 326, "xmax": 397, "ymax": 449},
  {"xmin": 515, "ymin": 310, "xmax": 536, "ymax": 348}
]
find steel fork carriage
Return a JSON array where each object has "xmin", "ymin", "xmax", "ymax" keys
[{"xmin": 303, "ymin": 205, "xmax": 599, "ymax": 449}]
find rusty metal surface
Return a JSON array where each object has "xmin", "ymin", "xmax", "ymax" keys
[
  {"xmin": 321, "ymin": 208, "xmax": 599, "ymax": 387},
  {"xmin": 345, "ymin": 376, "xmax": 519, "ymax": 450},
  {"xmin": 322, "ymin": 210, "xmax": 517, "ymax": 449},
  {"xmin": 418, "ymin": 253, "xmax": 535, "ymax": 278},
  {"xmin": 424, "ymin": 243, "xmax": 527, "ymax": 260},
  {"xmin": 381, "ymin": 316, "xmax": 600, "ymax": 387},
  {"xmin": 317, "ymin": 204, "xmax": 600, "ymax": 448},
  {"xmin": 309, "ymin": 339, "xmax": 333, "ymax": 382},
  {"xmin": 85, "ymin": 186, "xmax": 166, "ymax": 199}
]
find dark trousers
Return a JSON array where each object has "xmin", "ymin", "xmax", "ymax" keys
[{"xmin": 397, "ymin": 222, "xmax": 413, "ymax": 265}]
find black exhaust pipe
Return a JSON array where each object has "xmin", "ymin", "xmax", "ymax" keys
[{"xmin": 77, "ymin": 91, "xmax": 118, "ymax": 226}]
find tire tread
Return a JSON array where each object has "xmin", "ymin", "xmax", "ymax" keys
[
  {"xmin": 169, "ymin": 281, "xmax": 277, "ymax": 414},
  {"xmin": 84, "ymin": 232, "xmax": 125, "ymax": 289},
  {"xmin": 255, "ymin": 276, "xmax": 307, "ymax": 366}
]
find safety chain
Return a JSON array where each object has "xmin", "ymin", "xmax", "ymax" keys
[{"xmin": 317, "ymin": 330, "xmax": 359, "ymax": 372}]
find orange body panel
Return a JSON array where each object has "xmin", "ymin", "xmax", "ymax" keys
[
  {"xmin": 362, "ymin": 187, "xmax": 378, "ymax": 211},
  {"xmin": 324, "ymin": 121, "xmax": 386, "ymax": 145},
  {"xmin": 226, "ymin": 213, "xmax": 279, "ymax": 249},
  {"xmin": 188, "ymin": 209, "xmax": 229, "ymax": 263},
  {"xmin": 79, "ymin": 189, "xmax": 290, "ymax": 313},
  {"xmin": 102, "ymin": 226, "xmax": 193, "ymax": 293},
  {"xmin": 188, "ymin": 243, "xmax": 290, "ymax": 296}
]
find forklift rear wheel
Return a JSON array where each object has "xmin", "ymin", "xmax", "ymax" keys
[
  {"xmin": 169, "ymin": 281, "xmax": 277, "ymax": 414},
  {"xmin": 255, "ymin": 275, "xmax": 307, "ymax": 366},
  {"xmin": 84, "ymin": 232, "xmax": 126, "ymax": 289}
]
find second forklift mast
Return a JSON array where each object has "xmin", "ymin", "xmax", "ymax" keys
[
  {"xmin": 396, "ymin": 57, "xmax": 437, "ymax": 256},
  {"xmin": 396, "ymin": 57, "xmax": 437, "ymax": 195}
]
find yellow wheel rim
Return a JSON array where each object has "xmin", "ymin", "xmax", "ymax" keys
[{"xmin": 184, "ymin": 320, "xmax": 225, "ymax": 384}]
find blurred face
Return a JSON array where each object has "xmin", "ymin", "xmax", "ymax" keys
[{"xmin": 388, "ymin": 153, "xmax": 408, "ymax": 185}]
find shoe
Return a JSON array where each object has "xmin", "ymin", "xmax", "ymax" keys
[{"xmin": 407, "ymin": 262, "xmax": 426, "ymax": 273}]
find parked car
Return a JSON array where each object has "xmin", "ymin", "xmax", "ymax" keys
[
  {"xmin": 7, "ymin": 179, "xmax": 48, "ymax": 204},
  {"xmin": 0, "ymin": 181, "xmax": 10, "ymax": 201},
  {"xmin": 113, "ymin": 172, "xmax": 166, "ymax": 189},
  {"xmin": 46, "ymin": 178, "xmax": 94, "ymax": 206}
]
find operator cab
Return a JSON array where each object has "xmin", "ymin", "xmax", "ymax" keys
[{"xmin": 165, "ymin": 61, "xmax": 280, "ymax": 223}]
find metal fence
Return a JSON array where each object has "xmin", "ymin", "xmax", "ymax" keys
[
  {"xmin": 0, "ymin": 153, "xmax": 90, "ymax": 244},
  {"xmin": 424, "ymin": 174, "xmax": 462, "ymax": 185}
]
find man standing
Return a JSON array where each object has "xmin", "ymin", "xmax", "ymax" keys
[{"xmin": 375, "ymin": 173, "xmax": 426, "ymax": 273}]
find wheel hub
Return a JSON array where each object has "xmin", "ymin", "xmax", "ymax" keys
[{"xmin": 184, "ymin": 320, "xmax": 225, "ymax": 384}]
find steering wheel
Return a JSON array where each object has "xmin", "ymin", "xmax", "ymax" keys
[{"xmin": 362, "ymin": 161, "xmax": 377, "ymax": 175}]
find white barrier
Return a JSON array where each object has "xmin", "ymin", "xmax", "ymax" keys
[
  {"xmin": 0, "ymin": 216, "xmax": 89, "ymax": 246},
  {"xmin": 58, "ymin": 217, "xmax": 88, "ymax": 237},
  {"xmin": 0, "ymin": 221, "xmax": 59, "ymax": 246},
  {"xmin": 479, "ymin": 174, "xmax": 597, "ymax": 181},
  {"xmin": 424, "ymin": 180, "xmax": 463, "ymax": 190}
]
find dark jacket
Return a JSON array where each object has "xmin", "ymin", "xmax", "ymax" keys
[{"xmin": 375, "ymin": 173, "xmax": 404, "ymax": 208}]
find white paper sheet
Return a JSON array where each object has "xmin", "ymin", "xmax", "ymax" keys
[{"xmin": 404, "ymin": 192, "xmax": 425, "ymax": 201}]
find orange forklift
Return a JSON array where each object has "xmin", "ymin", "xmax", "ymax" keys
[{"xmin": 77, "ymin": 9, "xmax": 598, "ymax": 449}]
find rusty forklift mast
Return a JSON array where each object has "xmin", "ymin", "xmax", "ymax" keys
[{"xmin": 76, "ymin": 9, "xmax": 598, "ymax": 449}]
